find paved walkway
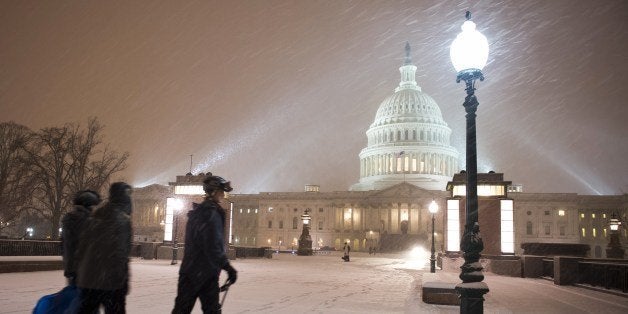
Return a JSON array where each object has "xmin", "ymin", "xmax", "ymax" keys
[{"xmin": 1, "ymin": 253, "xmax": 627, "ymax": 313}]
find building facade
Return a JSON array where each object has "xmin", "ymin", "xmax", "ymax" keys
[{"xmin": 130, "ymin": 44, "xmax": 627, "ymax": 258}]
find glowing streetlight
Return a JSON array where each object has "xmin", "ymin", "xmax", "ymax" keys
[
  {"xmin": 607, "ymin": 213, "xmax": 625, "ymax": 258},
  {"xmin": 450, "ymin": 11, "xmax": 490, "ymax": 312},
  {"xmin": 428, "ymin": 200, "xmax": 439, "ymax": 273},
  {"xmin": 297, "ymin": 208, "xmax": 313, "ymax": 256}
]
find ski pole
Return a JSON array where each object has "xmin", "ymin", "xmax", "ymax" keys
[{"xmin": 220, "ymin": 281, "xmax": 231, "ymax": 307}]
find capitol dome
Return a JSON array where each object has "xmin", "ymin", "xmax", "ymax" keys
[{"xmin": 351, "ymin": 43, "xmax": 459, "ymax": 191}]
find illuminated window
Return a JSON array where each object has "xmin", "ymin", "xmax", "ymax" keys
[
  {"xmin": 255, "ymin": 208, "xmax": 258, "ymax": 214},
  {"xmin": 239, "ymin": 208, "xmax": 242, "ymax": 213},
  {"xmin": 592, "ymin": 213, "xmax": 596, "ymax": 219},
  {"xmin": 412, "ymin": 159, "xmax": 417, "ymax": 171},
  {"xmin": 580, "ymin": 213, "xmax": 584, "ymax": 219},
  {"xmin": 593, "ymin": 228, "xmax": 597, "ymax": 237},
  {"xmin": 500, "ymin": 200, "xmax": 514, "ymax": 253},
  {"xmin": 558, "ymin": 210, "xmax": 565, "ymax": 216},
  {"xmin": 268, "ymin": 207, "xmax": 274, "ymax": 212},
  {"xmin": 247, "ymin": 208, "xmax": 250, "ymax": 214},
  {"xmin": 603, "ymin": 213, "xmax": 606, "ymax": 219},
  {"xmin": 344, "ymin": 208, "xmax": 352, "ymax": 221},
  {"xmin": 446, "ymin": 199, "xmax": 460, "ymax": 251},
  {"xmin": 400, "ymin": 209, "xmax": 408, "ymax": 221},
  {"xmin": 581, "ymin": 228, "xmax": 586, "ymax": 237},
  {"xmin": 603, "ymin": 228, "xmax": 607, "ymax": 237}
]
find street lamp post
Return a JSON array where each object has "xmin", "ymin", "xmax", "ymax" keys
[
  {"xmin": 297, "ymin": 209, "xmax": 313, "ymax": 256},
  {"xmin": 428, "ymin": 200, "xmax": 439, "ymax": 273},
  {"xmin": 606, "ymin": 213, "xmax": 625, "ymax": 259},
  {"xmin": 450, "ymin": 11, "xmax": 490, "ymax": 313}
]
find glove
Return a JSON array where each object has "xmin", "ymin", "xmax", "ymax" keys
[{"xmin": 223, "ymin": 263, "xmax": 238, "ymax": 285}]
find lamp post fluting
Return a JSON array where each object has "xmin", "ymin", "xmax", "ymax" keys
[
  {"xmin": 429, "ymin": 200, "xmax": 439, "ymax": 273},
  {"xmin": 450, "ymin": 11, "xmax": 490, "ymax": 313}
]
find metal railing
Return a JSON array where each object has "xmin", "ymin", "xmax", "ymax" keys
[
  {"xmin": 578, "ymin": 261, "xmax": 628, "ymax": 293},
  {"xmin": 0, "ymin": 240, "xmax": 62, "ymax": 256}
]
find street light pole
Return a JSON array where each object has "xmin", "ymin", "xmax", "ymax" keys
[
  {"xmin": 606, "ymin": 213, "xmax": 625, "ymax": 258},
  {"xmin": 171, "ymin": 209, "xmax": 179, "ymax": 265},
  {"xmin": 450, "ymin": 11, "xmax": 490, "ymax": 313},
  {"xmin": 429, "ymin": 200, "xmax": 438, "ymax": 273}
]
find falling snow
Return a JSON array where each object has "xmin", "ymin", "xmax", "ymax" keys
[{"xmin": 1, "ymin": 1, "xmax": 626, "ymax": 195}]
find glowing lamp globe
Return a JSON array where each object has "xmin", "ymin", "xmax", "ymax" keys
[
  {"xmin": 429, "ymin": 200, "xmax": 439, "ymax": 214},
  {"xmin": 450, "ymin": 16, "xmax": 489, "ymax": 73},
  {"xmin": 302, "ymin": 212, "xmax": 311, "ymax": 225},
  {"xmin": 610, "ymin": 216, "xmax": 620, "ymax": 231}
]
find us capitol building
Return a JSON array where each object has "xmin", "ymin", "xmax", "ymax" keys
[{"xmin": 131, "ymin": 44, "xmax": 627, "ymax": 260}]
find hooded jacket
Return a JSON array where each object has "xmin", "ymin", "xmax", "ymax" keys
[
  {"xmin": 61, "ymin": 205, "xmax": 92, "ymax": 280},
  {"xmin": 76, "ymin": 183, "xmax": 133, "ymax": 291},
  {"xmin": 178, "ymin": 198, "xmax": 229, "ymax": 290}
]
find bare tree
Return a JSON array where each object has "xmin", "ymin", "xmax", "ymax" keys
[
  {"xmin": 0, "ymin": 122, "xmax": 38, "ymax": 236},
  {"xmin": 24, "ymin": 117, "xmax": 129, "ymax": 239}
]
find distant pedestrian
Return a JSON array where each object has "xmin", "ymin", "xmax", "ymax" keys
[
  {"xmin": 342, "ymin": 242, "xmax": 351, "ymax": 262},
  {"xmin": 61, "ymin": 190, "xmax": 101, "ymax": 286},
  {"xmin": 172, "ymin": 175, "xmax": 237, "ymax": 314},
  {"xmin": 74, "ymin": 182, "xmax": 133, "ymax": 314}
]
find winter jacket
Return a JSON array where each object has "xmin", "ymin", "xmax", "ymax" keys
[
  {"xmin": 178, "ymin": 198, "xmax": 229, "ymax": 290},
  {"xmin": 61, "ymin": 205, "xmax": 92, "ymax": 280},
  {"xmin": 75, "ymin": 200, "xmax": 132, "ymax": 291}
]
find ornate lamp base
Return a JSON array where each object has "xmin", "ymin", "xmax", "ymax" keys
[{"xmin": 456, "ymin": 282, "xmax": 489, "ymax": 314}]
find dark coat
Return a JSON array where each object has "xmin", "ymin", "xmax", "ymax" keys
[
  {"xmin": 75, "ymin": 200, "xmax": 132, "ymax": 291},
  {"xmin": 61, "ymin": 205, "xmax": 92, "ymax": 279},
  {"xmin": 178, "ymin": 199, "xmax": 229, "ymax": 290}
]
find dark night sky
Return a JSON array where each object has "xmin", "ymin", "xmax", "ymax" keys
[{"xmin": 1, "ymin": 0, "xmax": 627, "ymax": 195}]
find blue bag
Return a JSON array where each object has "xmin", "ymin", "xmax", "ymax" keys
[{"xmin": 33, "ymin": 285, "xmax": 78, "ymax": 314}]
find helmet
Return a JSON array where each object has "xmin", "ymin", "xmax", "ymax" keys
[
  {"xmin": 203, "ymin": 176, "xmax": 233, "ymax": 194},
  {"xmin": 73, "ymin": 190, "xmax": 101, "ymax": 208}
]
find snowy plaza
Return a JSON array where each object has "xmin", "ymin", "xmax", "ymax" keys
[{"xmin": 2, "ymin": 252, "xmax": 628, "ymax": 313}]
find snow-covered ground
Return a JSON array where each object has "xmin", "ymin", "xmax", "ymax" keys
[{"xmin": 1, "ymin": 252, "xmax": 628, "ymax": 313}]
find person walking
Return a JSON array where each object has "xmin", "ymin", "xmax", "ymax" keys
[
  {"xmin": 342, "ymin": 242, "xmax": 351, "ymax": 262},
  {"xmin": 172, "ymin": 175, "xmax": 237, "ymax": 314},
  {"xmin": 61, "ymin": 190, "xmax": 101, "ymax": 286},
  {"xmin": 74, "ymin": 182, "xmax": 133, "ymax": 314}
]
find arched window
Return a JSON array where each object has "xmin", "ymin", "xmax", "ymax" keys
[
  {"xmin": 397, "ymin": 130, "xmax": 401, "ymax": 141},
  {"xmin": 412, "ymin": 130, "xmax": 417, "ymax": 140},
  {"xmin": 404, "ymin": 130, "xmax": 409, "ymax": 140}
]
